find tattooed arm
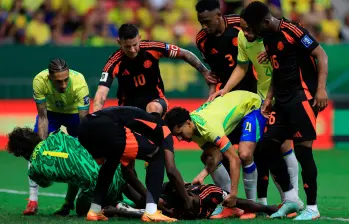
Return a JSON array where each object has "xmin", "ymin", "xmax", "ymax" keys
[
  {"xmin": 36, "ymin": 102, "xmax": 49, "ymax": 140},
  {"xmin": 93, "ymin": 85, "xmax": 110, "ymax": 112},
  {"xmin": 176, "ymin": 48, "xmax": 217, "ymax": 84}
]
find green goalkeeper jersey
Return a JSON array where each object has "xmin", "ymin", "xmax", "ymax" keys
[{"xmin": 28, "ymin": 130, "xmax": 126, "ymax": 201}]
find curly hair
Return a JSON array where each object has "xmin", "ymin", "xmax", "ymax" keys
[
  {"xmin": 164, "ymin": 107, "xmax": 191, "ymax": 132},
  {"xmin": 6, "ymin": 127, "xmax": 41, "ymax": 159},
  {"xmin": 195, "ymin": 0, "xmax": 220, "ymax": 13}
]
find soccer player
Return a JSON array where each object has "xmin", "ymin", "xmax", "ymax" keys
[
  {"xmin": 242, "ymin": 2, "xmax": 328, "ymax": 220},
  {"xmin": 208, "ymin": 10, "xmax": 300, "ymax": 206},
  {"xmin": 78, "ymin": 106, "xmax": 193, "ymax": 222},
  {"xmin": 164, "ymin": 91, "xmax": 267, "ymax": 208},
  {"xmin": 195, "ymin": 0, "xmax": 257, "ymax": 96},
  {"xmin": 93, "ymin": 23, "xmax": 215, "ymax": 117},
  {"xmin": 25, "ymin": 58, "xmax": 90, "ymax": 215},
  {"xmin": 6, "ymin": 128, "xmax": 144, "ymax": 217}
]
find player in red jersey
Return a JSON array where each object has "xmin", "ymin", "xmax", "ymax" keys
[
  {"xmin": 242, "ymin": 2, "xmax": 328, "ymax": 220},
  {"xmin": 93, "ymin": 24, "xmax": 216, "ymax": 117}
]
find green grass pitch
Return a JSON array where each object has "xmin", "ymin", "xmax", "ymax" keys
[{"xmin": 0, "ymin": 149, "xmax": 349, "ymax": 223}]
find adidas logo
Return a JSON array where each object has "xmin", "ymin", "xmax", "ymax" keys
[
  {"xmin": 211, "ymin": 48, "xmax": 218, "ymax": 54},
  {"xmin": 122, "ymin": 69, "xmax": 130, "ymax": 75},
  {"xmin": 293, "ymin": 131, "xmax": 302, "ymax": 138}
]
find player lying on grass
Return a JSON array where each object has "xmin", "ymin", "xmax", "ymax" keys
[
  {"xmin": 103, "ymin": 181, "xmax": 279, "ymax": 220},
  {"xmin": 78, "ymin": 106, "xmax": 193, "ymax": 222},
  {"xmin": 6, "ymin": 127, "xmax": 145, "ymax": 217},
  {"xmin": 165, "ymin": 90, "xmax": 267, "ymax": 210}
]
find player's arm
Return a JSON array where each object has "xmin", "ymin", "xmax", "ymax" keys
[
  {"xmin": 33, "ymin": 78, "xmax": 49, "ymax": 139},
  {"xmin": 221, "ymin": 145, "xmax": 241, "ymax": 201},
  {"xmin": 121, "ymin": 161, "xmax": 147, "ymax": 198},
  {"xmin": 288, "ymin": 25, "xmax": 328, "ymax": 111},
  {"xmin": 76, "ymin": 76, "xmax": 90, "ymax": 121},
  {"xmin": 162, "ymin": 133, "xmax": 193, "ymax": 210},
  {"xmin": 94, "ymin": 58, "xmax": 120, "ymax": 112}
]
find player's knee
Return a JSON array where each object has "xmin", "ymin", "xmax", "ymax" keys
[
  {"xmin": 146, "ymin": 102, "xmax": 163, "ymax": 114},
  {"xmin": 280, "ymin": 140, "xmax": 293, "ymax": 153},
  {"xmin": 238, "ymin": 150, "xmax": 253, "ymax": 165}
]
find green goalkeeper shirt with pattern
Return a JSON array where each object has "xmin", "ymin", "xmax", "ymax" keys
[{"xmin": 28, "ymin": 130, "xmax": 126, "ymax": 201}]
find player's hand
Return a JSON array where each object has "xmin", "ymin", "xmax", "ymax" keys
[
  {"xmin": 222, "ymin": 194, "xmax": 237, "ymax": 207},
  {"xmin": 207, "ymin": 89, "xmax": 228, "ymax": 102},
  {"xmin": 203, "ymin": 70, "xmax": 218, "ymax": 84},
  {"xmin": 192, "ymin": 176, "xmax": 204, "ymax": 185},
  {"xmin": 313, "ymin": 87, "xmax": 328, "ymax": 112},
  {"xmin": 261, "ymin": 99, "xmax": 273, "ymax": 118},
  {"xmin": 257, "ymin": 51, "xmax": 269, "ymax": 64},
  {"xmin": 158, "ymin": 198, "xmax": 173, "ymax": 214}
]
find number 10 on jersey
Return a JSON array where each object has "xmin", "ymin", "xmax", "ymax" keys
[{"xmin": 133, "ymin": 74, "xmax": 146, "ymax": 87}]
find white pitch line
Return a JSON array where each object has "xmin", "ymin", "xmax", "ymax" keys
[
  {"xmin": 322, "ymin": 217, "xmax": 349, "ymax": 222},
  {"xmin": 0, "ymin": 188, "xmax": 65, "ymax": 197}
]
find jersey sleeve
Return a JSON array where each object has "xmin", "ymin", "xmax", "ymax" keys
[
  {"xmin": 76, "ymin": 75, "xmax": 90, "ymax": 111},
  {"xmin": 28, "ymin": 166, "xmax": 53, "ymax": 188},
  {"xmin": 194, "ymin": 117, "xmax": 232, "ymax": 153},
  {"xmin": 283, "ymin": 22, "xmax": 319, "ymax": 53},
  {"xmin": 237, "ymin": 31, "xmax": 250, "ymax": 64},
  {"xmin": 33, "ymin": 77, "xmax": 46, "ymax": 104},
  {"xmin": 141, "ymin": 41, "xmax": 181, "ymax": 59},
  {"xmin": 161, "ymin": 126, "xmax": 174, "ymax": 153},
  {"xmin": 196, "ymin": 30, "xmax": 208, "ymax": 63},
  {"xmin": 99, "ymin": 52, "xmax": 122, "ymax": 88}
]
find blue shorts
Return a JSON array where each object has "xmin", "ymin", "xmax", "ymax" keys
[
  {"xmin": 34, "ymin": 111, "xmax": 80, "ymax": 137},
  {"xmin": 239, "ymin": 109, "xmax": 267, "ymax": 143}
]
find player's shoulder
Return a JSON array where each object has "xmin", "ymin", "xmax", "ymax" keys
[
  {"xmin": 69, "ymin": 69, "xmax": 85, "ymax": 81},
  {"xmin": 140, "ymin": 40, "xmax": 166, "ymax": 50},
  {"xmin": 237, "ymin": 30, "xmax": 247, "ymax": 44},
  {"xmin": 279, "ymin": 19, "xmax": 305, "ymax": 38},
  {"xmin": 196, "ymin": 29, "xmax": 208, "ymax": 45},
  {"xmin": 105, "ymin": 49, "xmax": 124, "ymax": 64},
  {"xmin": 224, "ymin": 14, "xmax": 241, "ymax": 27},
  {"xmin": 34, "ymin": 69, "xmax": 49, "ymax": 81}
]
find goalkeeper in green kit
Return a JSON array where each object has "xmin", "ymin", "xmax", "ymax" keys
[{"xmin": 6, "ymin": 127, "xmax": 146, "ymax": 217}]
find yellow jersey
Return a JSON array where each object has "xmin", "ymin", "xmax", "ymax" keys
[
  {"xmin": 237, "ymin": 30, "xmax": 272, "ymax": 100},
  {"xmin": 190, "ymin": 91, "xmax": 262, "ymax": 152},
  {"xmin": 33, "ymin": 69, "xmax": 90, "ymax": 114}
]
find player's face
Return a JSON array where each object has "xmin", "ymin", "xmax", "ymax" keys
[
  {"xmin": 49, "ymin": 70, "xmax": 69, "ymax": 93},
  {"xmin": 251, "ymin": 19, "xmax": 270, "ymax": 38},
  {"xmin": 241, "ymin": 18, "xmax": 256, "ymax": 42},
  {"xmin": 197, "ymin": 10, "xmax": 221, "ymax": 35},
  {"xmin": 118, "ymin": 35, "xmax": 141, "ymax": 59},
  {"xmin": 173, "ymin": 120, "xmax": 195, "ymax": 142}
]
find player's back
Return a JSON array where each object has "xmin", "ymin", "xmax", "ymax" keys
[
  {"xmin": 196, "ymin": 14, "xmax": 256, "ymax": 92},
  {"xmin": 190, "ymin": 91, "xmax": 262, "ymax": 135},
  {"xmin": 263, "ymin": 19, "xmax": 318, "ymax": 103},
  {"xmin": 33, "ymin": 69, "xmax": 89, "ymax": 114},
  {"xmin": 237, "ymin": 31, "xmax": 272, "ymax": 99},
  {"xmin": 93, "ymin": 106, "xmax": 170, "ymax": 146},
  {"xmin": 29, "ymin": 130, "xmax": 100, "ymax": 191}
]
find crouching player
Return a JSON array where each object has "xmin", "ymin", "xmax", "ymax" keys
[
  {"xmin": 165, "ymin": 90, "xmax": 267, "ymax": 219},
  {"xmin": 6, "ymin": 127, "xmax": 144, "ymax": 217}
]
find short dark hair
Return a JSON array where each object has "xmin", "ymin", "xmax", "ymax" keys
[
  {"xmin": 195, "ymin": 0, "xmax": 220, "ymax": 13},
  {"xmin": 48, "ymin": 58, "xmax": 68, "ymax": 75},
  {"xmin": 164, "ymin": 107, "xmax": 191, "ymax": 131},
  {"xmin": 118, "ymin": 24, "xmax": 139, "ymax": 40},
  {"xmin": 241, "ymin": 1, "xmax": 270, "ymax": 28},
  {"xmin": 6, "ymin": 127, "xmax": 41, "ymax": 158}
]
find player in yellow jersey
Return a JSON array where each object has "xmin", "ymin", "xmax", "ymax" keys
[
  {"xmin": 165, "ymin": 90, "xmax": 266, "ymax": 209},
  {"xmin": 208, "ymin": 12, "xmax": 301, "ymax": 209},
  {"xmin": 24, "ymin": 59, "xmax": 90, "ymax": 216}
]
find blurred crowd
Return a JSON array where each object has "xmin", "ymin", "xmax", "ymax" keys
[{"xmin": 0, "ymin": 0, "xmax": 348, "ymax": 46}]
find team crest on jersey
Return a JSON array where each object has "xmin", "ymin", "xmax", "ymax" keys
[
  {"xmin": 55, "ymin": 101, "xmax": 64, "ymax": 109},
  {"xmin": 232, "ymin": 37, "xmax": 238, "ymax": 46},
  {"xmin": 277, "ymin": 41, "xmax": 284, "ymax": 51},
  {"xmin": 144, "ymin": 60, "xmax": 152, "ymax": 68}
]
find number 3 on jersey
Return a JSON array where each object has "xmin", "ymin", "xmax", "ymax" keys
[
  {"xmin": 225, "ymin": 54, "xmax": 235, "ymax": 67},
  {"xmin": 133, "ymin": 74, "xmax": 146, "ymax": 87}
]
